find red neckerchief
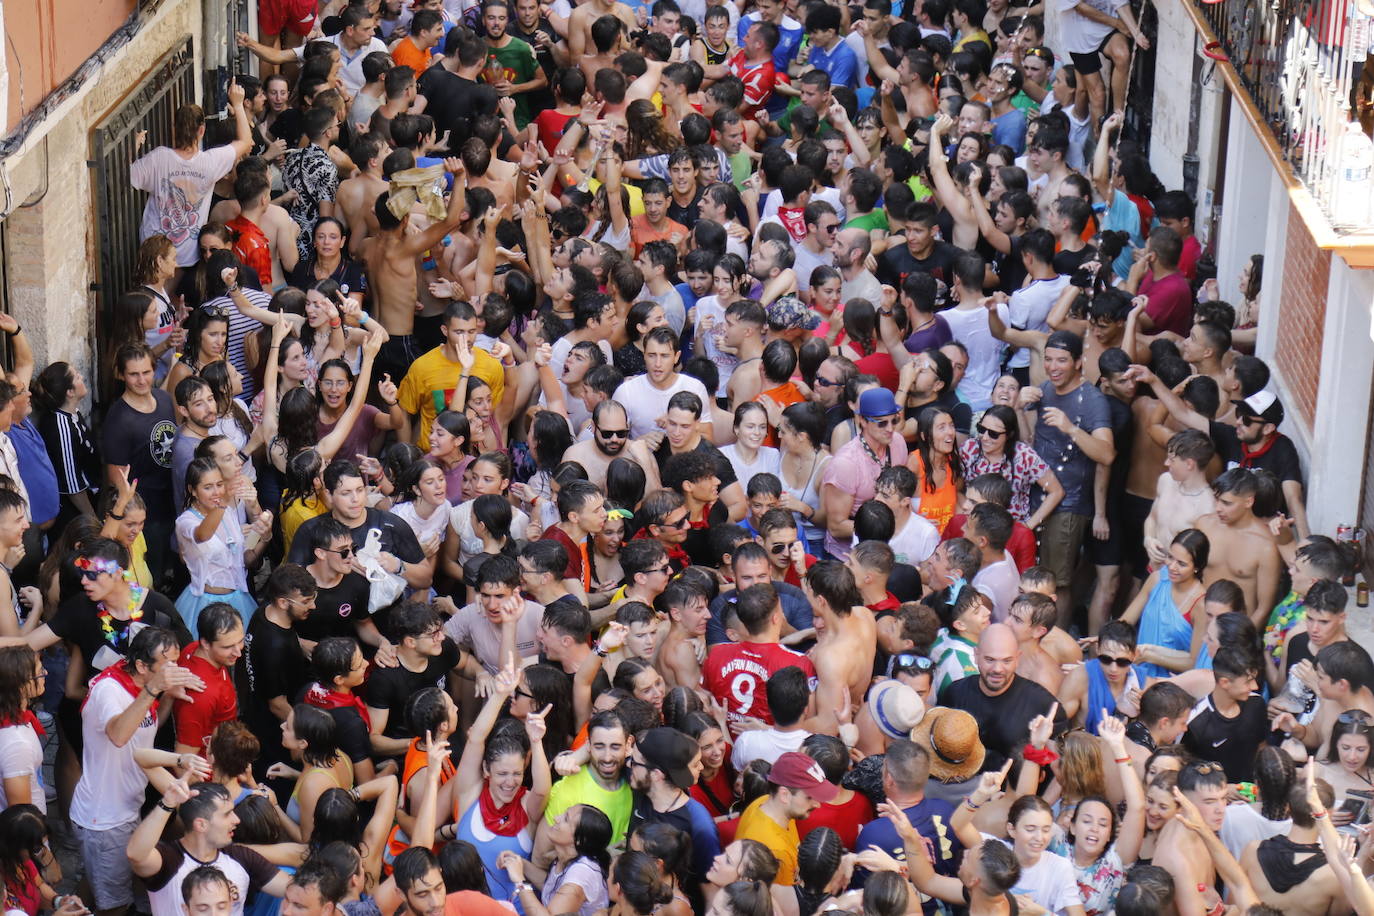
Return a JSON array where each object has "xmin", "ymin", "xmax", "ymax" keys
[
  {"xmin": 0, "ymin": 711, "xmax": 45, "ymax": 737},
  {"xmin": 1240, "ymin": 432, "xmax": 1278, "ymax": 467},
  {"xmin": 632, "ymin": 527, "xmax": 691, "ymax": 569},
  {"xmin": 304, "ymin": 682, "xmax": 373, "ymax": 731},
  {"xmin": 777, "ymin": 205, "xmax": 808, "ymax": 242},
  {"xmin": 84, "ymin": 660, "xmax": 148, "ymax": 711},
  {"xmin": 478, "ymin": 782, "xmax": 529, "ymax": 837},
  {"xmin": 688, "ymin": 501, "xmax": 715, "ymax": 529},
  {"xmin": 868, "ymin": 593, "xmax": 901, "ymax": 613}
]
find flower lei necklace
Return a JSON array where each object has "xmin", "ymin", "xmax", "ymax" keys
[{"xmin": 75, "ymin": 556, "xmax": 145, "ymax": 647}]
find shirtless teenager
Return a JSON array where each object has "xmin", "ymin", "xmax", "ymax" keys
[
  {"xmin": 568, "ymin": 0, "xmax": 637, "ymax": 62},
  {"xmin": 655, "ymin": 578, "xmax": 712, "ymax": 689},
  {"xmin": 561, "ymin": 401, "xmax": 659, "ymax": 489},
  {"xmin": 1240, "ymin": 777, "xmax": 1347, "ymax": 916},
  {"xmin": 338, "ymin": 134, "xmax": 389, "ymax": 258},
  {"xmin": 1142, "ymin": 429, "xmax": 1216, "ymax": 569},
  {"xmin": 1178, "ymin": 321, "xmax": 1232, "ymax": 405},
  {"xmin": 1003, "ymin": 592, "xmax": 1063, "ymax": 696},
  {"xmin": 1060, "ymin": 619, "xmax": 1141, "ymax": 731},
  {"xmin": 362, "ymin": 158, "xmax": 466, "ymax": 385},
  {"xmin": 1280, "ymin": 641, "xmax": 1374, "ymax": 754},
  {"xmin": 1155, "ymin": 760, "xmax": 1229, "ymax": 916},
  {"xmin": 1193, "ymin": 468, "xmax": 1282, "ymax": 628},
  {"xmin": 226, "ymin": 166, "xmax": 301, "ymax": 289},
  {"xmin": 723, "ymin": 300, "xmax": 767, "ymax": 410},
  {"xmin": 1014, "ymin": 566, "xmax": 1083, "ymax": 669},
  {"xmin": 803, "ymin": 560, "xmax": 877, "ymax": 722}
]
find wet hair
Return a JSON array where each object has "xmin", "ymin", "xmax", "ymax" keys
[
  {"xmin": 612, "ymin": 850, "xmax": 675, "ymax": 915},
  {"xmin": 1137, "ymin": 681, "xmax": 1192, "ymax": 728},
  {"xmin": 794, "ymin": 827, "xmax": 845, "ymax": 916}
]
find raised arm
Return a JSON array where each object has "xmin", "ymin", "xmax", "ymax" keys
[
  {"xmin": 950, "ymin": 761, "xmax": 1013, "ymax": 849},
  {"xmin": 878, "ymin": 800, "xmax": 966, "ymax": 904},
  {"xmin": 315, "ymin": 332, "xmax": 382, "ymax": 464},
  {"xmin": 967, "ymin": 167, "xmax": 1012, "ymax": 254},
  {"xmin": 1092, "ymin": 112, "xmax": 1122, "ymax": 201},
  {"xmin": 0, "ymin": 316, "xmax": 33, "ymax": 385},
  {"xmin": 1124, "ymin": 364, "xmax": 1208, "ymax": 433},
  {"xmin": 1101, "ymin": 716, "xmax": 1147, "ymax": 864},
  {"xmin": 926, "ymin": 115, "xmax": 975, "ymax": 225},
  {"xmin": 235, "ymin": 32, "xmax": 299, "ymax": 66},
  {"xmin": 455, "ymin": 661, "xmax": 519, "ymax": 811}
]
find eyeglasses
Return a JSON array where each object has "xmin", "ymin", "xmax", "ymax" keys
[
  {"xmin": 976, "ymin": 424, "xmax": 1006, "ymax": 439},
  {"xmin": 818, "ymin": 223, "xmax": 839, "ymax": 234},
  {"xmin": 1098, "ymin": 655, "xmax": 1133, "ymax": 668},
  {"xmin": 643, "ymin": 564, "xmax": 672, "ymax": 576},
  {"xmin": 868, "ymin": 416, "xmax": 899, "ymax": 428},
  {"xmin": 323, "ymin": 546, "xmax": 354, "ymax": 559},
  {"xmin": 514, "ymin": 687, "xmax": 535, "ymax": 700},
  {"xmin": 892, "ymin": 653, "xmax": 934, "ymax": 672},
  {"xmin": 769, "ymin": 541, "xmax": 798, "ymax": 555},
  {"xmin": 421, "ymin": 627, "xmax": 445, "ymax": 641},
  {"xmin": 597, "ymin": 427, "xmax": 629, "ymax": 439}
]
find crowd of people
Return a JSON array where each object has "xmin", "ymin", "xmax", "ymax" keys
[{"xmin": 0, "ymin": 0, "xmax": 1369, "ymax": 914}]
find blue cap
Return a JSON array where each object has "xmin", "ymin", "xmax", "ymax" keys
[{"xmin": 858, "ymin": 387, "xmax": 901, "ymax": 419}]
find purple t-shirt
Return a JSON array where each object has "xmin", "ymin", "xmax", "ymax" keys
[
  {"xmin": 904, "ymin": 313, "xmax": 954, "ymax": 353},
  {"xmin": 1140, "ymin": 271, "xmax": 1193, "ymax": 336},
  {"xmin": 316, "ymin": 404, "xmax": 382, "ymax": 464}
]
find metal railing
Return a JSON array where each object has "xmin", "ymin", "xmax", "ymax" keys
[{"xmin": 1195, "ymin": 0, "xmax": 1374, "ymax": 231}]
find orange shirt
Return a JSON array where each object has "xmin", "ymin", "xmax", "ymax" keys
[
  {"xmin": 913, "ymin": 460, "xmax": 959, "ymax": 532},
  {"xmin": 631, "ymin": 213, "xmax": 688, "ymax": 256},
  {"xmin": 757, "ymin": 381, "xmax": 806, "ymax": 446},
  {"xmin": 391, "ymin": 37, "xmax": 433, "ymax": 77}
]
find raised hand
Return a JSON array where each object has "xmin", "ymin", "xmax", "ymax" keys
[
  {"xmin": 526, "ymin": 703, "xmax": 553, "ymax": 743},
  {"xmin": 162, "ymin": 770, "xmax": 198, "ymax": 809},
  {"xmin": 1027, "ymin": 702, "xmax": 1057, "ymax": 749},
  {"xmin": 876, "ymin": 799, "xmax": 919, "ymax": 842},
  {"xmin": 553, "ymin": 751, "xmax": 582, "ymax": 776},
  {"xmin": 1170, "ymin": 786, "xmax": 1210, "ymax": 834},
  {"xmin": 971, "ymin": 760, "xmax": 1013, "ymax": 805},
  {"xmin": 598, "ymin": 621, "xmax": 629, "ymax": 655},
  {"xmin": 425, "ymin": 730, "xmax": 451, "ymax": 774},
  {"xmin": 492, "ymin": 660, "xmax": 520, "ymax": 697},
  {"xmin": 1098, "ymin": 712, "xmax": 1127, "ymax": 752}
]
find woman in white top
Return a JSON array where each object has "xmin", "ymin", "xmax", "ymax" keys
[
  {"xmin": 443, "ymin": 453, "xmax": 531, "ymax": 572},
  {"xmin": 583, "ymin": 140, "xmax": 631, "ymax": 252},
  {"xmin": 174, "ymin": 457, "xmax": 272, "ymax": 630},
  {"xmin": 194, "ymin": 435, "xmax": 262, "ymax": 524},
  {"xmin": 499, "ymin": 804, "xmax": 613, "ymax": 916},
  {"xmin": 721, "ymin": 403, "xmax": 780, "ymax": 493},
  {"xmin": 389, "ymin": 457, "xmax": 450, "ymax": 577},
  {"xmin": 0, "ymin": 645, "xmax": 46, "ymax": 811},
  {"xmin": 693, "ymin": 255, "xmax": 750, "ymax": 398},
  {"xmin": 776, "ymin": 402, "xmax": 831, "ymax": 557},
  {"xmin": 132, "ymin": 235, "xmax": 185, "ymax": 382}
]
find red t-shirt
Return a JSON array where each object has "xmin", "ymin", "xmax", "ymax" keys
[
  {"xmin": 173, "ymin": 642, "xmax": 238, "ymax": 750},
  {"xmin": 943, "ymin": 514, "xmax": 1036, "ymax": 572},
  {"xmin": 854, "ymin": 350, "xmax": 899, "ymax": 391},
  {"xmin": 1178, "ymin": 235, "xmax": 1201, "ymax": 282},
  {"xmin": 798, "ymin": 790, "xmax": 876, "ymax": 850},
  {"xmin": 228, "ymin": 216, "xmax": 273, "ymax": 284},
  {"xmin": 1139, "ymin": 270, "xmax": 1193, "ymax": 336},
  {"xmin": 703, "ymin": 641, "xmax": 817, "ymax": 736},
  {"xmin": 727, "ymin": 50, "xmax": 777, "ymax": 114},
  {"xmin": 540, "ymin": 526, "xmax": 588, "ymax": 589},
  {"xmin": 534, "ymin": 109, "xmax": 577, "ymax": 155}
]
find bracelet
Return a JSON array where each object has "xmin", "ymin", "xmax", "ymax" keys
[
  {"xmin": 1023, "ymin": 744, "xmax": 1059, "ymax": 766},
  {"xmin": 144, "ymin": 685, "xmax": 164, "ymax": 701},
  {"xmin": 329, "ymin": 319, "xmax": 342, "ymax": 328},
  {"xmin": 964, "ymin": 798, "xmax": 981, "ymax": 811},
  {"xmin": 350, "ymin": 787, "xmax": 361, "ymax": 801},
  {"xmin": 595, "ymin": 646, "xmax": 609, "ymax": 657},
  {"xmin": 157, "ymin": 799, "xmax": 177, "ymax": 813},
  {"xmin": 225, "ymin": 284, "xmax": 240, "ymax": 294},
  {"xmin": 1314, "ymin": 809, "xmax": 1328, "ymax": 819},
  {"xmin": 358, "ymin": 312, "xmax": 370, "ymax": 325},
  {"xmin": 1113, "ymin": 756, "xmax": 1132, "ymax": 764},
  {"xmin": 383, "ymin": 399, "xmax": 399, "ymax": 407},
  {"xmin": 395, "ymin": 559, "xmax": 406, "ymax": 577},
  {"xmin": 107, "ymin": 509, "xmax": 126, "ymax": 521}
]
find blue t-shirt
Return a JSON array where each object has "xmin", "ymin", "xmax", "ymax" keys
[
  {"xmin": 737, "ymin": 13, "xmax": 804, "ymax": 72},
  {"xmin": 1102, "ymin": 188, "xmax": 1145, "ymax": 279},
  {"xmin": 990, "ymin": 107, "xmax": 1028, "ymax": 154},
  {"xmin": 852, "ymin": 796, "xmax": 962, "ymax": 914},
  {"xmin": 809, "ymin": 41, "xmax": 858, "ymax": 89},
  {"xmin": 1029, "ymin": 379, "xmax": 1112, "ymax": 516},
  {"xmin": 8, "ymin": 419, "xmax": 59, "ymax": 525},
  {"xmin": 708, "ymin": 581, "xmax": 813, "ymax": 645}
]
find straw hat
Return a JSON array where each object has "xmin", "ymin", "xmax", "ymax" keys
[
  {"xmin": 909, "ymin": 707, "xmax": 985, "ymax": 782},
  {"xmin": 868, "ymin": 680, "xmax": 926, "ymax": 741}
]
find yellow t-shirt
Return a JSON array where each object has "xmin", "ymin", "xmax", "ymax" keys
[
  {"xmin": 282, "ymin": 495, "xmax": 326, "ymax": 557},
  {"xmin": 587, "ymin": 177, "xmax": 645, "ymax": 218},
  {"xmin": 130, "ymin": 533, "xmax": 152, "ymax": 590},
  {"xmin": 736, "ymin": 795, "xmax": 799, "ymax": 885},
  {"xmin": 397, "ymin": 345, "xmax": 506, "ymax": 450}
]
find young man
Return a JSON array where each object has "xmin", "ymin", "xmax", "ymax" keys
[
  {"xmin": 1142, "ymin": 429, "xmax": 1216, "ymax": 569},
  {"xmin": 1178, "ymin": 320, "xmax": 1231, "ymax": 401},
  {"xmin": 73, "ymin": 627, "xmax": 202, "ymax": 916},
  {"xmin": 791, "ymin": 201, "xmax": 840, "ymax": 302},
  {"xmin": 637, "ymin": 240, "xmax": 688, "ymax": 335},
  {"xmin": 728, "ymin": 23, "xmax": 782, "ymax": 116},
  {"xmin": 537, "ymin": 480, "xmax": 608, "ymax": 600},
  {"xmin": 655, "ymin": 579, "xmax": 712, "ymax": 689},
  {"xmin": 1241, "ymin": 778, "xmax": 1347, "ymax": 916},
  {"xmin": 704, "ymin": 583, "xmax": 817, "ymax": 735},
  {"xmin": 1059, "ymin": 619, "xmax": 1141, "ymax": 733},
  {"xmin": 852, "ymin": 740, "xmax": 962, "ymax": 889},
  {"xmin": 243, "ymin": 565, "xmax": 317, "ymax": 767},
  {"xmin": 984, "ymin": 63, "xmax": 1028, "ymax": 153},
  {"xmin": 226, "ymin": 167, "xmax": 299, "ymax": 288},
  {"xmin": 443, "ymin": 554, "xmax": 542, "ymax": 674},
  {"xmin": 169, "ymin": 377, "xmax": 218, "ymax": 504},
  {"xmin": 1124, "ymin": 226, "xmax": 1191, "ymax": 336},
  {"xmin": 662, "ymin": 454, "xmax": 730, "ymax": 569},
  {"xmin": 366, "ymin": 602, "xmax": 462, "ymax": 758},
  {"xmin": 1154, "ymin": 190, "xmax": 1202, "ymax": 282},
  {"xmin": 392, "ymin": 847, "xmax": 514, "ymax": 916},
  {"xmin": 479, "ymin": 0, "xmax": 547, "ymax": 128},
  {"xmin": 561, "ymin": 400, "xmax": 658, "ymax": 488},
  {"xmin": 543, "ymin": 709, "xmax": 634, "ymax": 843},
  {"xmin": 626, "ymin": 726, "xmax": 722, "ymax": 884},
  {"xmin": 907, "ymin": 837, "xmax": 1024, "ymax": 916},
  {"xmin": 172, "ymin": 603, "xmax": 243, "ymax": 756},
  {"xmin": 130, "ymin": 780, "xmax": 291, "ymax": 916},
  {"xmin": 930, "ymin": 589, "xmax": 992, "ymax": 695},
  {"xmin": 1271, "ymin": 569, "xmax": 1351, "ymax": 694},
  {"xmin": 396, "ymin": 299, "xmax": 506, "ymax": 451},
  {"xmin": 1182, "ymin": 646, "xmax": 1267, "ymax": 782},
  {"xmin": 1003, "ymin": 591, "xmax": 1064, "ymax": 696},
  {"xmin": 821, "ymin": 388, "xmax": 909, "ymax": 561},
  {"xmin": 735, "ymin": 751, "xmax": 838, "ymax": 886},
  {"xmin": 613, "ymin": 328, "xmax": 712, "ymax": 439},
  {"xmin": 965, "ymin": 502, "xmax": 1019, "ymax": 621},
  {"xmin": 632, "ymin": 178, "xmax": 689, "ymax": 257},
  {"xmin": 804, "ymin": 561, "xmax": 877, "ymax": 715},
  {"xmin": 801, "ymin": 5, "xmax": 857, "ymax": 88},
  {"xmin": 537, "ymin": 601, "xmax": 609, "ymax": 697},
  {"xmin": 1192, "ymin": 468, "xmax": 1283, "ymax": 627},
  {"xmin": 723, "ymin": 299, "xmax": 768, "ymax": 409},
  {"xmin": 298, "ymin": 519, "xmax": 388, "ymax": 653},
  {"xmin": 1155, "ymin": 760, "xmax": 1231, "ymax": 916},
  {"xmin": 1287, "ymin": 641, "xmax": 1374, "ymax": 753},
  {"xmin": 391, "ymin": 10, "xmax": 445, "ymax": 75},
  {"xmin": 731, "ymin": 666, "xmax": 813, "ymax": 769}
]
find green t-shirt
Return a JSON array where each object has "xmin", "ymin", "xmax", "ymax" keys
[
  {"xmin": 846, "ymin": 209, "xmax": 890, "ymax": 232},
  {"xmin": 775, "ymin": 99, "xmax": 835, "ymax": 138},
  {"xmin": 1011, "ymin": 90, "xmax": 1040, "ymax": 117},
  {"xmin": 544, "ymin": 765, "xmax": 634, "ymax": 844},
  {"xmin": 484, "ymin": 37, "xmax": 540, "ymax": 127},
  {"xmin": 729, "ymin": 149, "xmax": 753, "ymax": 191}
]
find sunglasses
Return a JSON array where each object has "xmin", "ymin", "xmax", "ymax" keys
[
  {"xmin": 1098, "ymin": 655, "xmax": 1133, "ymax": 668},
  {"xmin": 661, "ymin": 515, "xmax": 690, "ymax": 529},
  {"xmin": 78, "ymin": 569, "xmax": 104, "ymax": 582},
  {"xmin": 324, "ymin": 546, "xmax": 355, "ymax": 559},
  {"xmin": 1339, "ymin": 710, "xmax": 1373, "ymax": 726},
  {"xmin": 597, "ymin": 427, "xmax": 629, "ymax": 439},
  {"xmin": 976, "ymin": 424, "xmax": 1006, "ymax": 439},
  {"xmin": 814, "ymin": 377, "xmax": 842, "ymax": 388},
  {"xmin": 868, "ymin": 416, "xmax": 899, "ymax": 428},
  {"xmin": 892, "ymin": 653, "xmax": 934, "ymax": 672},
  {"xmin": 769, "ymin": 541, "xmax": 798, "ymax": 555}
]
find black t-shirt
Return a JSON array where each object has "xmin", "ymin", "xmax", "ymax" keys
[
  {"xmin": 50, "ymin": 591, "xmax": 185, "ymax": 681},
  {"xmin": 1286, "ymin": 631, "xmax": 1315, "ymax": 676},
  {"xmin": 877, "ymin": 241, "xmax": 960, "ymax": 290},
  {"xmin": 1052, "ymin": 244, "xmax": 1097, "ymax": 277},
  {"xmin": 907, "ymin": 390, "xmax": 972, "ymax": 436},
  {"xmin": 1207, "ymin": 426, "xmax": 1304, "ymax": 513},
  {"xmin": 994, "ymin": 237, "xmax": 1027, "ymax": 295},
  {"xmin": 296, "ymin": 572, "xmax": 373, "ymax": 643},
  {"xmin": 318, "ymin": 702, "xmax": 373, "ymax": 765},
  {"xmin": 286, "ymin": 257, "xmax": 367, "ymax": 299},
  {"xmin": 101, "ymin": 392, "xmax": 178, "ymax": 520},
  {"xmin": 507, "ymin": 19, "xmax": 558, "ymax": 111},
  {"xmin": 683, "ymin": 500, "xmax": 732, "ymax": 567},
  {"xmin": 244, "ymin": 613, "xmax": 309, "ymax": 743},
  {"xmin": 417, "ymin": 67, "xmax": 498, "ymax": 153},
  {"xmin": 654, "ymin": 438, "xmax": 739, "ymax": 491},
  {"xmin": 1104, "ymin": 393, "xmax": 1134, "ymax": 508},
  {"xmin": 365, "ymin": 638, "xmax": 461, "ymax": 740},
  {"xmin": 1182, "ymin": 693, "xmax": 1270, "ymax": 783},
  {"xmin": 937, "ymin": 675, "xmax": 1064, "ymax": 771},
  {"xmin": 288, "ymin": 508, "xmax": 426, "ymax": 568},
  {"xmin": 667, "ymin": 191, "xmax": 703, "ymax": 228},
  {"xmin": 537, "ymin": 649, "xmax": 612, "ymax": 701}
]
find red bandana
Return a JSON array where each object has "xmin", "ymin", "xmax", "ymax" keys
[
  {"xmin": 84, "ymin": 661, "xmax": 148, "ymax": 711},
  {"xmin": 0, "ymin": 711, "xmax": 45, "ymax": 737},
  {"xmin": 478, "ymin": 782, "xmax": 529, "ymax": 837},
  {"xmin": 304, "ymin": 682, "xmax": 373, "ymax": 731},
  {"xmin": 1239, "ymin": 433, "xmax": 1278, "ymax": 467}
]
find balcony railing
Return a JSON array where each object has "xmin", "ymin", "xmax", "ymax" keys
[{"xmin": 1196, "ymin": 0, "xmax": 1374, "ymax": 231}]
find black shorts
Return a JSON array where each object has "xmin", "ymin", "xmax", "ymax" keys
[
  {"xmin": 1085, "ymin": 496, "xmax": 1126, "ymax": 567},
  {"xmin": 1119, "ymin": 492, "xmax": 1154, "ymax": 576},
  {"xmin": 1069, "ymin": 32, "xmax": 1118, "ymax": 76}
]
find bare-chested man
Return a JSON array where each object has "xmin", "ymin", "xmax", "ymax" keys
[
  {"xmin": 804, "ymin": 560, "xmax": 877, "ymax": 722},
  {"xmin": 1280, "ymin": 641, "xmax": 1374, "ymax": 753},
  {"xmin": 568, "ymin": 0, "xmax": 636, "ymax": 61},
  {"xmin": 656, "ymin": 578, "xmax": 711, "ymax": 690},
  {"xmin": 362, "ymin": 157, "xmax": 466, "ymax": 385},
  {"xmin": 561, "ymin": 400, "xmax": 659, "ymax": 488},
  {"xmin": 1240, "ymin": 777, "xmax": 1347, "ymax": 916},
  {"xmin": 723, "ymin": 300, "xmax": 767, "ymax": 410},
  {"xmin": 338, "ymin": 133, "xmax": 390, "ymax": 257},
  {"xmin": 1179, "ymin": 320, "xmax": 1232, "ymax": 405},
  {"xmin": 1194, "ymin": 468, "xmax": 1282, "ymax": 628},
  {"xmin": 1014, "ymin": 566, "xmax": 1083, "ymax": 669},
  {"xmin": 1142, "ymin": 429, "xmax": 1216, "ymax": 569},
  {"xmin": 1155, "ymin": 760, "xmax": 1229, "ymax": 916},
  {"xmin": 1004, "ymin": 591, "xmax": 1063, "ymax": 696}
]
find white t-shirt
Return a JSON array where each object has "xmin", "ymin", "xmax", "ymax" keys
[
  {"xmin": 544, "ymin": 337, "xmax": 615, "ymax": 433},
  {"xmin": 1057, "ymin": 0, "xmax": 1129, "ymax": 54},
  {"xmin": 145, "ymin": 843, "xmax": 278, "ymax": 916},
  {"xmin": 131, "ymin": 145, "xmax": 240, "ymax": 266},
  {"xmin": 983, "ymin": 834, "xmax": 1084, "ymax": 916},
  {"xmin": 613, "ymin": 373, "xmax": 712, "ymax": 438},
  {"xmin": 973, "ymin": 553, "xmax": 1021, "ymax": 622},
  {"xmin": 762, "ymin": 186, "xmax": 847, "ymax": 224},
  {"xmin": 1006, "ymin": 275, "xmax": 1070, "ymax": 368},
  {"xmin": 392, "ymin": 500, "xmax": 450, "ymax": 552},
  {"xmin": 693, "ymin": 296, "xmax": 736, "ymax": 397},
  {"xmin": 1218, "ymin": 803, "xmax": 1290, "ymax": 860},
  {"xmin": 72, "ymin": 674, "xmax": 159, "ymax": 829},
  {"xmin": 731, "ymin": 726, "xmax": 811, "ymax": 771},
  {"xmin": 449, "ymin": 500, "xmax": 531, "ymax": 566},
  {"xmin": 942, "ymin": 303, "xmax": 1008, "ymax": 411},
  {"xmin": 890, "ymin": 510, "xmax": 941, "ymax": 565},
  {"xmin": 0, "ymin": 723, "xmax": 45, "ymax": 812},
  {"xmin": 721, "ymin": 444, "xmax": 781, "ymax": 492}
]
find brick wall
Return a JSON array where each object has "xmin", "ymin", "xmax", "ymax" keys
[{"xmin": 1274, "ymin": 206, "xmax": 1332, "ymax": 433}]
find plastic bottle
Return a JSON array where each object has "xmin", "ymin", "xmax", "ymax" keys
[{"xmin": 1336, "ymin": 120, "xmax": 1374, "ymax": 227}]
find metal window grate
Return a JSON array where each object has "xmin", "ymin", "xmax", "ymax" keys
[{"xmin": 89, "ymin": 35, "xmax": 196, "ymax": 390}]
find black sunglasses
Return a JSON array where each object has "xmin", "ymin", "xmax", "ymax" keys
[
  {"xmin": 1098, "ymin": 655, "xmax": 1133, "ymax": 668},
  {"xmin": 769, "ymin": 541, "xmax": 798, "ymax": 555},
  {"xmin": 323, "ymin": 546, "xmax": 355, "ymax": 559},
  {"xmin": 976, "ymin": 424, "xmax": 1006, "ymax": 439},
  {"xmin": 597, "ymin": 427, "xmax": 629, "ymax": 439}
]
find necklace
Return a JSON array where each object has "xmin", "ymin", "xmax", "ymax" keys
[
  {"xmin": 859, "ymin": 434, "xmax": 891, "ymax": 470},
  {"xmin": 98, "ymin": 578, "xmax": 147, "ymax": 647}
]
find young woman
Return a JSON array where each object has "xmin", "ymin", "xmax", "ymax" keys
[
  {"xmin": 97, "ymin": 473, "xmax": 152, "ymax": 589},
  {"xmin": 317, "ymin": 358, "xmax": 404, "ymax": 461},
  {"xmin": 630, "ymin": 823, "xmax": 694, "ymax": 916},
  {"xmin": 164, "ymin": 309, "xmax": 231, "ymax": 392},
  {"xmin": 615, "ymin": 301, "xmax": 668, "ymax": 378},
  {"xmin": 906, "ymin": 407, "xmax": 963, "ymax": 533},
  {"xmin": 1321, "ymin": 711, "xmax": 1374, "ymax": 826},
  {"xmin": 953, "ymin": 787, "xmax": 1087, "ymax": 916},
  {"xmin": 792, "ymin": 827, "xmax": 848, "ymax": 916},
  {"xmin": 807, "ymin": 266, "xmax": 844, "ymax": 341},
  {"xmin": 602, "ymin": 851, "xmax": 676, "ymax": 916},
  {"xmin": 427, "ymin": 412, "xmax": 473, "ymax": 507},
  {"xmin": 682, "ymin": 711, "xmax": 735, "ymax": 819},
  {"xmin": 33, "ymin": 362, "xmax": 98, "ymax": 522},
  {"xmin": 173, "ymin": 457, "xmax": 271, "ymax": 629},
  {"xmin": 511, "ymin": 664, "xmax": 575, "ymax": 763},
  {"xmin": 1137, "ymin": 769, "xmax": 1179, "ymax": 865},
  {"xmin": 390, "ymin": 457, "xmax": 450, "ymax": 568},
  {"xmin": 268, "ymin": 704, "xmax": 356, "ymax": 842},
  {"xmin": 280, "ymin": 449, "xmax": 327, "ymax": 558},
  {"xmin": 777, "ymin": 402, "xmax": 830, "ymax": 557},
  {"xmin": 958, "ymin": 403, "xmax": 1063, "ymax": 528},
  {"xmin": 694, "ymin": 255, "xmax": 751, "ymax": 399},
  {"xmin": 202, "ymin": 361, "xmax": 256, "ymax": 462},
  {"xmin": 444, "ymin": 453, "xmax": 529, "ymax": 569},
  {"xmin": 106, "ymin": 291, "xmax": 164, "ymax": 394},
  {"xmin": 0, "ymin": 805, "xmax": 61, "ymax": 916},
  {"xmin": 1062, "ymin": 721, "xmax": 1146, "ymax": 916},
  {"xmin": 132, "ymin": 235, "xmax": 185, "ymax": 381},
  {"xmin": 1121, "ymin": 528, "xmax": 1209, "ymax": 680},
  {"xmin": 195, "ymin": 435, "xmax": 262, "ymax": 524},
  {"xmin": 721, "ymin": 403, "xmax": 780, "ymax": 493},
  {"xmin": 303, "ymin": 637, "xmax": 379, "ymax": 781},
  {"xmin": 611, "ymin": 658, "xmax": 667, "ymax": 714},
  {"xmin": 448, "ymin": 663, "xmax": 551, "ymax": 905},
  {"xmin": 588, "ymin": 506, "xmax": 628, "ymax": 599},
  {"xmin": 252, "ymin": 335, "xmax": 314, "ymax": 427},
  {"xmin": 287, "ymin": 218, "xmax": 368, "ymax": 303},
  {"xmin": 0, "ymin": 647, "xmax": 46, "ymax": 810},
  {"xmin": 448, "ymin": 375, "xmax": 509, "ymax": 455},
  {"xmin": 498, "ymin": 805, "xmax": 612, "ymax": 916}
]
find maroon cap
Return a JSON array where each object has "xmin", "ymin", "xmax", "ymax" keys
[{"xmin": 768, "ymin": 752, "xmax": 839, "ymax": 802}]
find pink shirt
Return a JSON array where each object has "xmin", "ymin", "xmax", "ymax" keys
[{"xmin": 821, "ymin": 432, "xmax": 909, "ymax": 560}]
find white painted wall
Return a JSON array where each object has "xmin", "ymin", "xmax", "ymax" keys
[{"xmin": 1215, "ymin": 102, "xmax": 1278, "ymax": 305}]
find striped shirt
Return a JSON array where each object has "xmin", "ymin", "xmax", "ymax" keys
[
  {"xmin": 201, "ymin": 293, "xmax": 268, "ymax": 400},
  {"xmin": 38, "ymin": 409, "xmax": 96, "ymax": 496},
  {"xmin": 930, "ymin": 628, "xmax": 979, "ymax": 694}
]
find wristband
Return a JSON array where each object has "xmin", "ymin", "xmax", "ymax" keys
[
  {"xmin": 329, "ymin": 318, "xmax": 342, "ymax": 328},
  {"xmin": 145, "ymin": 685, "xmax": 164, "ymax": 701},
  {"xmin": 157, "ymin": 799, "xmax": 176, "ymax": 813},
  {"xmin": 225, "ymin": 283, "xmax": 240, "ymax": 294},
  {"xmin": 1113, "ymin": 756, "xmax": 1131, "ymax": 764},
  {"xmin": 595, "ymin": 646, "xmax": 609, "ymax": 657},
  {"xmin": 1314, "ymin": 809, "xmax": 1328, "ymax": 819},
  {"xmin": 358, "ymin": 312, "xmax": 370, "ymax": 325},
  {"xmin": 1023, "ymin": 744, "xmax": 1059, "ymax": 766},
  {"xmin": 107, "ymin": 509, "xmax": 126, "ymax": 521},
  {"xmin": 964, "ymin": 798, "xmax": 981, "ymax": 811}
]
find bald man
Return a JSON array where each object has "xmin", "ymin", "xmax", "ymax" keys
[{"xmin": 935, "ymin": 622, "xmax": 1066, "ymax": 771}]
